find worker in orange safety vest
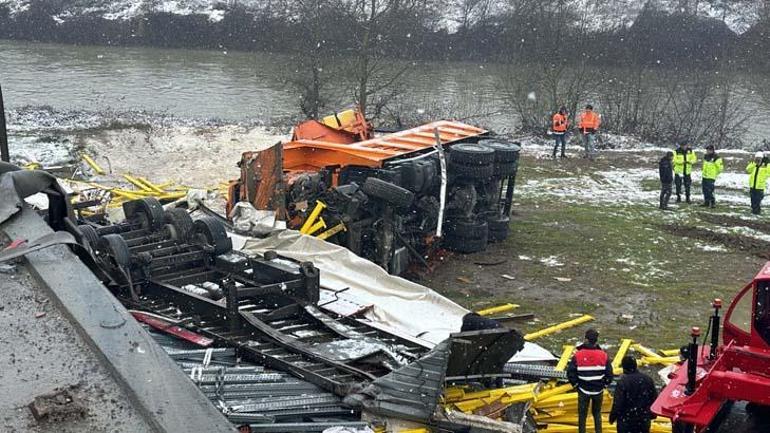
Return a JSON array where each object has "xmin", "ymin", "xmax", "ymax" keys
[
  {"xmin": 551, "ymin": 106, "xmax": 569, "ymax": 159},
  {"xmin": 577, "ymin": 105, "xmax": 601, "ymax": 160}
]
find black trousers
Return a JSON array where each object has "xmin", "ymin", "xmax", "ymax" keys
[
  {"xmin": 675, "ymin": 174, "xmax": 691, "ymax": 201},
  {"xmin": 553, "ymin": 133, "xmax": 567, "ymax": 157},
  {"xmin": 618, "ymin": 419, "xmax": 651, "ymax": 433},
  {"xmin": 578, "ymin": 391, "xmax": 604, "ymax": 433},
  {"xmin": 660, "ymin": 182, "xmax": 672, "ymax": 209},
  {"xmin": 702, "ymin": 178, "xmax": 715, "ymax": 206},
  {"xmin": 751, "ymin": 188, "xmax": 764, "ymax": 215}
]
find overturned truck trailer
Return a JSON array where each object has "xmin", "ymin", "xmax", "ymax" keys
[
  {"xmin": 227, "ymin": 110, "xmax": 521, "ymax": 275},
  {"xmin": 0, "ymin": 161, "xmax": 531, "ymax": 432}
]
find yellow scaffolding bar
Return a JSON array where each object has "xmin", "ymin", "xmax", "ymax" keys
[
  {"xmin": 555, "ymin": 345, "xmax": 575, "ymax": 371},
  {"xmin": 316, "ymin": 222, "xmax": 346, "ymax": 241},
  {"xmin": 477, "ymin": 303, "xmax": 520, "ymax": 316},
  {"xmin": 81, "ymin": 154, "xmax": 106, "ymax": 175},
  {"xmin": 612, "ymin": 339, "xmax": 634, "ymax": 370},
  {"xmin": 122, "ymin": 174, "xmax": 154, "ymax": 192},
  {"xmin": 524, "ymin": 315, "xmax": 594, "ymax": 341},
  {"xmin": 300, "ymin": 201, "xmax": 327, "ymax": 234}
]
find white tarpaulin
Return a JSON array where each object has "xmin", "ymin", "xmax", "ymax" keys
[{"xmin": 235, "ymin": 230, "xmax": 555, "ymax": 363}]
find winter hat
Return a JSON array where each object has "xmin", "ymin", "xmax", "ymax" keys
[
  {"xmin": 585, "ymin": 329, "xmax": 599, "ymax": 344},
  {"xmin": 706, "ymin": 145, "xmax": 715, "ymax": 151},
  {"xmin": 621, "ymin": 355, "xmax": 638, "ymax": 373},
  {"xmin": 756, "ymin": 151, "xmax": 764, "ymax": 159}
]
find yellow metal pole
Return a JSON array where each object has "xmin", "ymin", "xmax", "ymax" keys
[
  {"xmin": 300, "ymin": 201, "xmax": 327, "ymax": 234},
  {"xmin": 306, "ymin": 217, "xmax": 327, "ymax": 235},
  {"xmin": 122, "ymin": 174, "xmax": 154, "ymax": 192},
  {"xmin": 81, "ymin": 154, "xmax": 106, "ymax": 175},
  {"xmin": 137, "ymin": 177, "xmax": 166, "ymax": 194},
  {"xmin": 476, "ymin": 303, "xmax": 520, "ymax": 316},
  {"xmin": 632, "ymin": 344, "xmax": 662, "ymax": 359},
  {"xmin": 555, "ymin": 345, "xmax": 576, "ymax": 371},
  {"xmin": 316, "ymin": 222, "xmax": 346, "ymax": 240},
  {"xmin": 524, "ymin": 315, "xmax": 594, "ymax": 341},
  {"xmin": 612, "ymin": 339, "xmax": 634, "ymax": 370},
  {"xmin": 660, "ymin": 349, "xmax": 680, "ymax": 357}
]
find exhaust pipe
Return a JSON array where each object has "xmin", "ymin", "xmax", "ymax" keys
[{"xmin": 0, "ymin": 84, "xmax": 8, "ymax": 162}]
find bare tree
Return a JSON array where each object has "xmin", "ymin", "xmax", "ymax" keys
[
  {"xmin": 339, "ymin": 0, "xmax": 441, "ymax": 117},
  {"xmin": 284, "ymin": 0, "xmax": 343, "ymax": 119}
]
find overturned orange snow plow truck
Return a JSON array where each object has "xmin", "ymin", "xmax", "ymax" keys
[{"xmin": 227, "ymin": 109, "xmax": 520, "ymax": 275}]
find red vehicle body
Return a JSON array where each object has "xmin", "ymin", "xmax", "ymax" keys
[{"xmin": 652, "ymin": 262, "xmax": 770, "ymax": 431}]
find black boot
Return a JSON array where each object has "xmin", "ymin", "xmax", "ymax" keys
[
  {"xmin": 676, "ymin": 196, "xmax": 681, "ymax": 203},
  {"xmin": 686, "ymin": 195, "xmax": 691, "ymax": 204}
]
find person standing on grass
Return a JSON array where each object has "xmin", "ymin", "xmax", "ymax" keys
[
  {"xmin": 567, "ymin": 329, "xmax": 614, "ymax": 433},
  {"xmin": 673, "ymin": 141, "xmax": 697, "ymax": 204},
  {"xmin": 701, "ymin": 145, "xmax": 723, "ymax": 208},
  {"xmin": 577, "ymin": 105, "xmax": 601, "ymax": 160},
  {"xmin": 552, "ymin": 106, "xmax": 569, "ymax": 159},
  {"xmin": 659, "ymin": 150, "xmax": 674, "ymax": 210},
  {"xmin": 747, "ymin": 151, "xmax": 770, "ymax": 215},
  {"xmin": 609, "ymin": 356, "xmax": 658, "ymax": 433}
]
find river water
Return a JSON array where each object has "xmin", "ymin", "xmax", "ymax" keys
[{"xmin": 1, "ymin": 39, "xmax": 769, "ymax": 152}]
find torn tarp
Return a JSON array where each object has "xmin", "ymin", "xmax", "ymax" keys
[
  {"xmin": 0, "ymin": 162, "xmax": 72, "ymax": 228},
  {"xmin": 235, "ymin": 229, "xmax": 556, "ymax": 363}
]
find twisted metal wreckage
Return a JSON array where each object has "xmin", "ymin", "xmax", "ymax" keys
[{"xmin": 0, "ymin": 158, "xmax": 543, "ymax": 432}]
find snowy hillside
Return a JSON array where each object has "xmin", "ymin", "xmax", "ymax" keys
[{"xmin": 0, "ymin": 0, "xmax": 762, "ymax": 33}]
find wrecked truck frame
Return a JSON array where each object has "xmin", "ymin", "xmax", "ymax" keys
[{"xmin": 1, "ymin": 161, "xmax": 529, "ymax": 431}]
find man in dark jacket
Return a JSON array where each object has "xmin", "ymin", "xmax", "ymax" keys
[
  {"xmin": 609, "ymin": 356, "xmax": 658, "ymax": 433},
  {"xmin": 567, "ymin": 329, "xmax": 614, "ymax": 433},
  {"xmin": 659, "ymin": 151, "xmax": 674, "ymax": 210}
]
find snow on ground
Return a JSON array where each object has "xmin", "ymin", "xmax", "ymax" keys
[{"xmin": 84, "ymin": 125, "xmax": 286, "ymax": 188}]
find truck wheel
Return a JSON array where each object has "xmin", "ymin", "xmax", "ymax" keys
[
  {"xmin": 449, "ymin": 162, "xmax": 494, "ymax": 179},
  {"xmin": 449, "ymin": 143, "xmax": 495, "ymax": 165},
  {"xmin": 494, "ymin": 162, "xmax": 518, "ymax": 177},
  {"xmin": 100, "ymin": 234, "xmax": 131, "ymax": 268},
  {"xmin": 164, "ymin": 208, "xmax": 194, "ymax": 241},
  {"xmin": 443, "ymin": 233, "xmax": 488, "ymax": 253},
  {"xmin": 124, "ymin": 197, "xmax": 164, "ymax": 230},
  {"xmin": 446, "ymin": 219, "xmax": 489, "ymax": 239},
  {"xmin": 193, "ymin": 217, "xmax": 232, "ymax": 255},
  {"xmin": 362, "ymin": 177, "xmax": 415, "ymax": 208},
  {"xmin": 486, "ymin": 215, "xmax": 510, "ymax": 242},
  {"xmin": 78, "ymin": 224, "xmax": 101, "ymax": 251},
  {"xmin": 480, "ymin": 140, "xmax": 521, "ymax": 163}
]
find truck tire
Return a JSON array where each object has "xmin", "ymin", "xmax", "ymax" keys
[
  {"xmin": 164, "ymin": 208, "xmax": 194, "ymax": 241},
  {"xmin": 494, "ymin": 162, "xmax": 518, "ymax": 177},
  {"xmin": 446, "ymin": 219, "xmax": 489, "ymax": 239},
  {"xmin": 193, "ymin": 217, "xmax": 232, "ymax": 255},
  {"xmin": 78, "ymin": 224, "xmax": 101, "ymax": 251},
  {"xmin": 449, "ymin": 161, "xmax": 494, "ymax": 179},
  {"xmin": 100, "ymin": 234, "xmax": 131, "ymax": 268},
  {"xmin": 480, "ymin": 140, "xmax": 521, "ymax": 163},
  {"xmin": 124, "ymin": 197, "xmax": 164, "ymax": 230},
  {"xmin": 486, "ymin": 215, "xmax": 510, "ymax": 242},
  {"xmin": 443, "ymin": 232, "xmax": 488, "ymax": 253},
  {"xmin": 362, "ymin": 177, "xmax": 415, "ymax": 208},
  {"xmin": 449, "ymin": 143, "xmax": 495, "ymax": 165}
]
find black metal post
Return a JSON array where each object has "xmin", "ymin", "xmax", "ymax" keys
[
  {"xmin": 0, "ymin": 84, "xmax": 9, "ymax": 162},
  {"xmin": 685, "ymin": 327, "xmax": 700, "ymax": 396},
  {"xmin": 224, "ymin": 280, "xmax": 241, "ymax": 331},
  {"xmin": 709, "ymin": 299, "xmax": 722, "ymax": 360}
]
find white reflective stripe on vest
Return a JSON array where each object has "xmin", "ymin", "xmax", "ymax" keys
[
  {"xmin": 578, "ymin": 375, "xmax": 605, "ymax": 381},
  {"xmin": 579, "ymin": 387, "xmax": 603, "ymax": 395},
  {"xmin": 577, "ymin": 366, "xmax": 605, "ymax": 371}
]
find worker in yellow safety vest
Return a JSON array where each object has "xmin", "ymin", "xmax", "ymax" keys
[
  {"xmin": 747, "ymin": 151, "xmax": 770, "ymax": 215},
  {"xmin": 673, "ymin": 141, "xmax": 697, "ymax": 204},
  {"xmin": 701, "ymin": 145, "xmax": 723, "ymax": 208}
]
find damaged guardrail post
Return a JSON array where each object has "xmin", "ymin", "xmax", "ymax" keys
[{"xmin": 0, "ymin": 84, "xmax": 8, "ymax": 163}]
